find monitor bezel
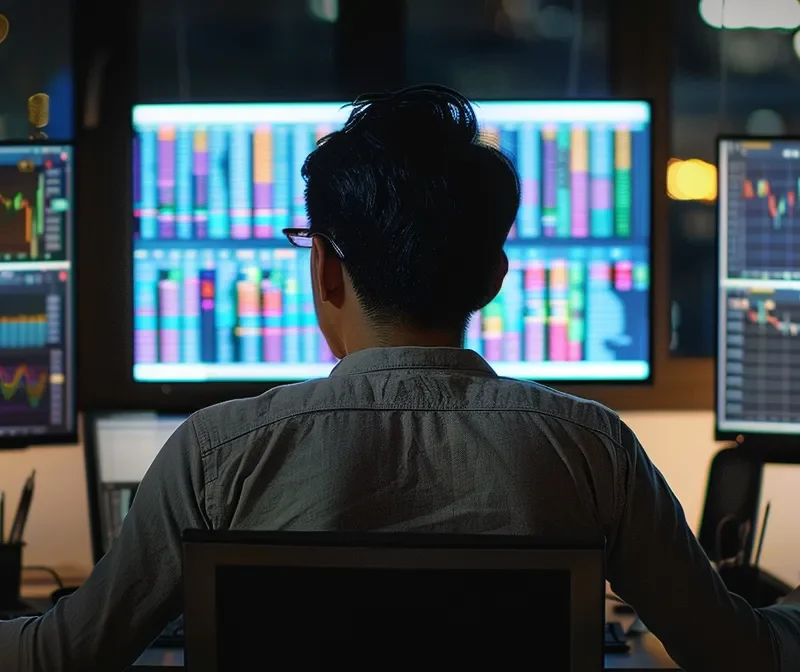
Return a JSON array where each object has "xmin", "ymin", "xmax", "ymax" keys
[
  {"xmin": 182, "ymin": 530, "xmax": 605, "ymax": 672},
  {"xmin": 122, "ymin": 99, "xmax": 654, "ymax": 411},
  {"xmin": 0, "ymin": 140, "xmax": 78, "ymax": 449},
  {"xmin": 715, "ymin": 135, "xmax": 800, "ymax": 450}
]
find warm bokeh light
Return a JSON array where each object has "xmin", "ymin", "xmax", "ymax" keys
[
  {"xmin": 0, "ymin": 14, "xmax": 9, "ymax": 44},
  {"xmin": 667, "ymin": 158, "xmax": 718, "ymax": 201},
  {"xmin": 700, "ymin": 0, "xmax": 800, "ymax": 29}
]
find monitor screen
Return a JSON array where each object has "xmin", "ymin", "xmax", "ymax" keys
[
  {"xmin": 0, "ymin": 144, "xmax": 75, "ymax": 445},
  {"xmin": 132, "ymin": 101, "xmax": 651, "ymax": 383},
  {"xmin": 718, "ymin": 139, "xmax": 800, "ymax": 436}
]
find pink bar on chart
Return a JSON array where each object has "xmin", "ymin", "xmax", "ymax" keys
[
  {"xmin": 504, "ymin": 333, "xmax": 522, "ymax": 361},
  {"xmin": 614, "ymin": 260, "xmax": 633, "ymax": 291},
  {"xmin": 549, "ymin": 324, "xmax": 568, "ymax": 361},
  {"xmin": 134, "ymin": 329, "xmax": 157, "ymax": 364},
  {"xmin": 157, "ymin": 279, "xmax": 181, "ymax": 363}
]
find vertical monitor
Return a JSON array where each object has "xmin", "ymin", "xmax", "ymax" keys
[
  {"xmin": 0, "ymin": 144, "xmax": 75, "ymax": 446},
  {"xmin": 718, "ymin": 139, "xmax": 800, "ymax": 437},
  {"xmin": 132, "ymin": 101, "xmax": 651, "ymax": 383}
]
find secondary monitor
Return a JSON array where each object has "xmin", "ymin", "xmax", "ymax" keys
[
  {"xmin": 132, "ymin": 101, "xmax": 652, "ymax": 384},
  {"xmin": 0, "ymin": 144, "xmax": 75, "ymax": 447},
  {"xmin": 718, "ymin": 138, "xmax": 800, "ymax": 438}
]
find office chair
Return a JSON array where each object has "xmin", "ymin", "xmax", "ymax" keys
[{"xmin": 697, "ymin": 446, "xmax": 763, "ymax": 565}]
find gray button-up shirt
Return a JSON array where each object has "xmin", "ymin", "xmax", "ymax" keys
[{"xmin": 1, "ymin": 347, "xmax": 799, "ymax": 671}]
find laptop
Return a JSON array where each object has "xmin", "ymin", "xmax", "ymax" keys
[
  {"xmin": 182, "ymin": 531, "xmax": 605, "ymax": 672},
  {"xmin": 83, "ymin": 411, "xmax": 187, "ymax": 644}
]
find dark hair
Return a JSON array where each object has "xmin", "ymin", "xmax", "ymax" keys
[{"xmin": 302, "ymin": 84, "xmax": 520, "ymax": 331}]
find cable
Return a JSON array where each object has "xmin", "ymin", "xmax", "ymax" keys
[
  {"xmin": 22, "ymin": 566, "xmax": 65, "ymax": 590},
  {"xmin": 566, "ymin": 0, "xmax": 585, "ymax": 97},
  {"xmin": 714, "ymin": 513, "xmax": 738, "ymax": 564}
]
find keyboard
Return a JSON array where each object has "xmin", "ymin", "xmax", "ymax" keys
[
  {"xmin": 604, "ymin": 621, "xmax": 630, "ymax": 653},
  {"xmin": 151, "ymin": 615, "xmax": 184, "ymax": 647},
  {"xmin": 152, "ymin": 616, "xmax": 628, "ymax": 653}
]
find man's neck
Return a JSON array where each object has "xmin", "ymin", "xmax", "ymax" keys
[{"xmin": 345, "ymin": 326, "xmax": 463, "ymax": 353}]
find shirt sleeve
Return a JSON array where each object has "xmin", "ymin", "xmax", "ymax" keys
[
  {"xmin": 0, "ymin": 416, "xmax": 210, "ymax": 672},
  {"xmin": 606, "ymin": 422, "xmax": 800, "ymax": 672}
]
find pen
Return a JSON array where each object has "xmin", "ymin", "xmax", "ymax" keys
[
  {"xmin": 754, "ymin": 502, "xmax": 771, "ymax": 569},
  {"xmin": 9, "ymin": 470, "xmax": 35, "ymax": 545}
]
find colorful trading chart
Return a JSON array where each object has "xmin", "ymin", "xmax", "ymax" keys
[
  {"xmin": 132, "ymin": 102, "xmax": 652, "ymax": 382},
  {"xmin": 718, "ymin": 139, "xmax": 800, "ymax": 435},
  {"xmin": 0, "ymin": 145, "xmax": 74, "ymax": 441}
]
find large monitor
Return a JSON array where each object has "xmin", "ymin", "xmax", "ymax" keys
[
  {"xmin": 718, "ymin": 138, "xmax": 800, "ymax": 439},
  {"xmin": 132, "ymin": 101, "xmax": 652, "ymax": 384},
  {"xmin": 0, "ymin": 144, "xmax": 75, "ymax": 447}
]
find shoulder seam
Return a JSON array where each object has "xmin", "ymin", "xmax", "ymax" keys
[{"xmin": 199, "ymin": 404, "xmax": 623, "ymax": 456}]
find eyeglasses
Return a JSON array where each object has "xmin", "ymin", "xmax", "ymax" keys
[{"xmin": 283, "ymin": 228, "xmax": 345, "ymax": 260}]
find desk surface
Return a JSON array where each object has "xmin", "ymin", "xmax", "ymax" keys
[{"xmin": 133, "ymin": 600, "xmax": 680, "ymax": 670}]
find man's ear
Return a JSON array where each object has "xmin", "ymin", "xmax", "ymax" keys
[
  {"xmin": 490, "ymin": 251, "xmax": 509, "ymax": 299},
  {"xmin": 312, "ymin": 237, "xmax": 345, "ymax": 308}
]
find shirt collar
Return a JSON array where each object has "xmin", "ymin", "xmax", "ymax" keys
[{"xmin": 329, "ymin": 347, "xmax": 497, "ymax": 378}]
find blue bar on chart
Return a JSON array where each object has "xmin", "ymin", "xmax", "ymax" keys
[
  {"xmin": 590, "ymin": 127, "xmax": 614, "ymax": 238},
  {"xmin": 138, "ymin": 130, "xmax": 158, "ymax": 239},
  {"xmin": 517, "ymin": 123, "xmax": 541, "ymax": 239},
  {"xmin": 175, "ymin": 128, "xmax": 194, "ymax": 240},
  {"xmin": 0, "ymin": 315, "xmax": 47, "ymax": 348},
  {"xmin": 273, "ymin": 126, "xmax": 291, "ymax": 232},
  {"xmin": 182, "ymin": 252, "xmax": 201, "ymax": 363},
  {"xmin": 209, "ymin": 127, "xmax": 229, "ymax": 239}
]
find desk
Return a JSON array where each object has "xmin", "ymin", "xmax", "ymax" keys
[{"xmin": 132, "ymin": 600, "xmax": 681, "ymax": 670}]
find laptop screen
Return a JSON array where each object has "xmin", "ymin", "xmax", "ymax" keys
[{"xmin": 91, "ymin": 413, "xmax": 185, "ymax": 557}]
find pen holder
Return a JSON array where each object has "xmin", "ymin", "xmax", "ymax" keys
[{"xmin": 0, "ymin": 544, "xmax": 23, "ymax": 608}]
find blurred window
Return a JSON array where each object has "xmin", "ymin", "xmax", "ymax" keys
[
  {"xmin": 0, "ymin": 0, "xmax": 74, "ymax": 141},
  {"xmin": 405, "ymin": 0, "xmax": 611, "ymax": 97},
  {"xmin": 137, "ymin": 0, "xmax": 338, "ymax": 102},
  {"xmin": 670, "ymin": 0, "xmax": 800, "ymax": 356}
]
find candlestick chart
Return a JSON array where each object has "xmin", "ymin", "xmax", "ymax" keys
[
  {"xmin": 738, "ymin": 171, "xmax": 800, "ymax": 276},
  {"xmin": 722, "ymin": 289, "xmax": 800, "ymax": 424}
]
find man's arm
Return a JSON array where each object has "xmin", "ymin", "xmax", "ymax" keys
[
  {"xmin": 0, "ymin": 417, "xmax": 210, "ymax": 672},
  {"xmin": 606, "ymin": 423, "xmax": 800, "ymax": 672}
]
